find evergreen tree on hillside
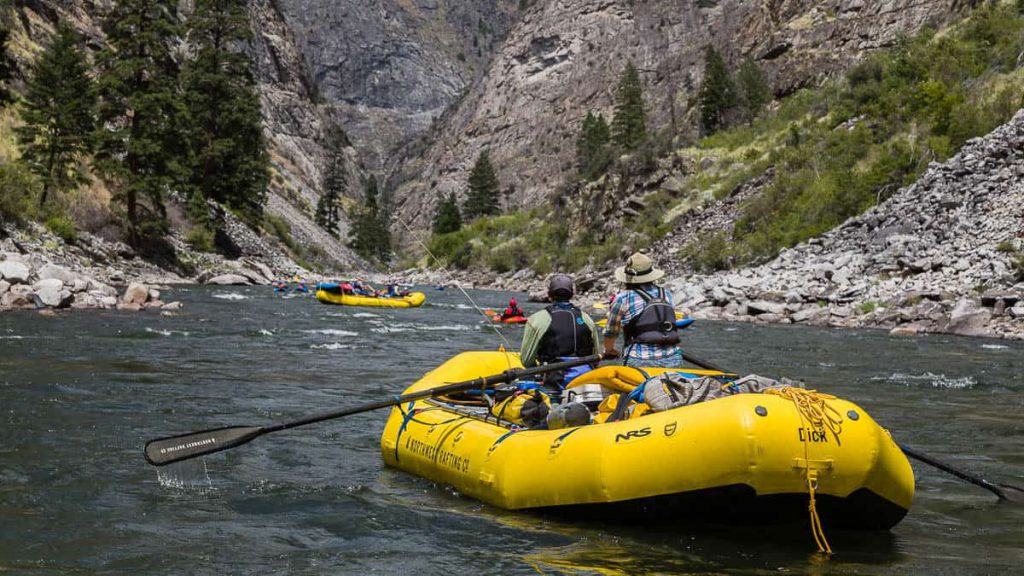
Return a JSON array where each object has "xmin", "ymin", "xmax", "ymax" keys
[
  {"xmin": 349, "ymin": 175, "xmax": 391, "ymax": 263},
  {"xmin": 611, "ymin": 61, "xmax": 647, "ymax": 151},
  {"xmin": 576, "ymin": 111, "xmax": 612, "ymax": 180},
  {"xmin": 463, "ymin": 150, "xmax": 500, "ymax": 219},
  {"xmin": 183, "ymin": 0, "xmax": 269, "ymax": 227},
  {"xmin": 315, "ymin": 126, "xmax": 348, "ymax": 238},
  {"xmin": 16, "ymin": 23, "xmax": 96, "ymax": 209},
  {"xmin": 372, "ymin": 176, "xmax": 392, "ymax": 262},
  {"xmin": 737, "ymin": 57, "xmax": 771, "ymax": 124},
  {"xmin": 94, "ymin": 0, "xmax": 185, "ymax": 248},
  {"xmin": 699, "ymin": 46, "xmax": 736, "ymax": 134},
  {"xmin": 432, "ymin": 191, "xmax": 462, "ymax": 235},
  {"xmin": 0, "ymin": 27, "xmax": 15, "ymax": 106}
]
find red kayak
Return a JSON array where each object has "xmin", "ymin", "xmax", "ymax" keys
[{"xmin": 493, "ymin": 315, "xmax": 527, "ymax": 324}]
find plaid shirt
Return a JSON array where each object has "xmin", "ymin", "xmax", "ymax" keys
[{"xmin": 603, "ymin": 285, "xmax": 680, "ymax": 362}]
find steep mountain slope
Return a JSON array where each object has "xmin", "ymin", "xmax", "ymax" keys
[
  {"xmin": 666, "ymin": 108, "xmax": 1024, "ymax": 339},
  {"xmin": 6, "ymin": 0, "xmax": 519, "ymax": 270},
  {"xmin": 392, "ymin": 0, "xmax": 964, "ymax": 227},
  {"xmin": 271, "ymin": 0, "xmax": 518, "ymax": 169}
]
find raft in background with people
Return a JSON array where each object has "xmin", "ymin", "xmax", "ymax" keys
[{"xmin": 315, "ymin": 280, "xmax": 426, "ymax": 308}]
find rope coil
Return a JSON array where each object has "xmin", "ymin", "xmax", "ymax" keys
[{"xmin": 765, "ymin": 387, "xmax": 843, "ymax": 555}]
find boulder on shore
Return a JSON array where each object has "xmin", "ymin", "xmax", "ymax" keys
[
  {"xmin": 122, "ymin": 282, "xmax": 151, "ymax": 305},
  {"xmin": 205, "ymin": 274, "xmax": 253, "ymax": 286},
  {"xmin": 33, "ymin": 285, "xmax": 73, "ymax": 308},
  {"xmin": 0, "ymin": 261, "xmax": 30, "ymax": 284}
]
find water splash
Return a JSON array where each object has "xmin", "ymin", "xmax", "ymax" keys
[
  {"xmin": 981, "ymin": 344, "xmax": 1008, "ymax": 350},
  {"xmin": 371, "ymin": 323, "xmax": 472, "ymax": 334},
  {"xmin": 872, "ymin": 372, "xmax": 976, "ymax": 389},
  {"xmin": 156, "ymin": 458, "xmax": 213, "ymax": 491},
  {"xmin": 213, "ymin": 293, "xmax": 248, "ymax": 301},
  {"xmin": 302, "ymin": 329, "xmax": 358, "ymax": 337},
  {"xmin": 145, "ymin": 327, "xmax": 190, "ymax": 337},
  {"xmin": 310, "ymin": 343, "xmax": 354, "ymax": 350}
]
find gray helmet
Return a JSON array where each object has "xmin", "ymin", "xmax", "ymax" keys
[{"xmin": 548, "ymin": 273, "xmax": 574, "ymax": 300}]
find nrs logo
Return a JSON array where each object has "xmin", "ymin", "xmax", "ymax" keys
[{"xmin": 615, "ymin": 427, "xmax": 652, "ymax": 443}]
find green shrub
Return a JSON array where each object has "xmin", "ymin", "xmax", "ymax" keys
[
  {"xmin": 681, "ymin": 231, "xmax": 737, "ymax": 272},
  {"xmin": 44, "ymin": 214, "xmax": 78, "ymax": 243},
  {"xmin": 427, "ymin": 228, "xmax": 474, "ymax": 269},
  {"xmin": 858, "ymin": 301, "xmax": 879, "ymax": 315},
  {"xmin": 264, "ymin": 213, "xmax": 299, "ymax": 253},
  {"xmin": 185, "ymin": 225, "xmax": 215, "ymax": 252},
  {"xmin": 0, "ymin": 163, "xmax": 39, "ymax": 226}
]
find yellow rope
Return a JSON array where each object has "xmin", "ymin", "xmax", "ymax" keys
[
  {"xmin": 765, "ymin": 387, "xmax": 841, "ymax": 555},
  {"xmin": 765, "ymin": 387, "xmax": 843, "ymax": 444}
]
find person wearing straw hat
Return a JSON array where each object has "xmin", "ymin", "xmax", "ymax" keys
[{"xmin": 602, "ymin": 251, "xmax": 683, "ymax": 368}]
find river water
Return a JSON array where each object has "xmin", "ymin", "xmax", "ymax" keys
[{"xmin": 1, "ymin": 286, "xmax": 1021, "ymax": 574}]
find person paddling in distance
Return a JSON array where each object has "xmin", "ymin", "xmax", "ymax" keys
[
  {"xmin": 519, "ymin": 274, "xmax": 602, "ymax": 396},
  {"xmin": 500, "ymin": 298, "xmax": 525, "ymax": 321},
  {"xmin": 603, "ymin": 251, "xmax": 683, "ymax": 368}
]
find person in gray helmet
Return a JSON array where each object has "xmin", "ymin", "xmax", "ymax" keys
[{"xmin": 519, "ymin": 274, "xmax": 601, "ymax": 393}]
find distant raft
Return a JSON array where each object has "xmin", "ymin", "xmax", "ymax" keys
[
  {"xmin": 316, "ymin": 284, "xmax": 426, "ymax": 308},
  {"xmin": 381, "ymin": 351, "xmax": 914, "ymax": 530}
]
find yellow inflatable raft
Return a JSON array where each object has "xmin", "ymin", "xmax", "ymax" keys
[
  {"xmin": 381, "ymin": 351, "xmax": 914, "ymax": 530},
  {"xmin": 316, "ymin": 289, "xmax": 425, "ymax": 308}
]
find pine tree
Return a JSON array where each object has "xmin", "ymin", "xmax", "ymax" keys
[
  {"xmin": 183, "ymin": 0, "xmax": 269, "ymax": 227},
  {"xmin": 611, "ymin": 61, "xmax": 647, "ymax": 151},
  {"xmin": 0, "ymin": 27, "xmax": 15, "ymax": 106},
  {"xmin": 16, "ymin": 24, "xmax": 96, "ymax": 209},
  {"xmin": 94, "ymin": 0, "xmax": 185, "ymax": 248},
  {"xmin": 432, "ymin": 191, "xmax": 462, "ymax": 235},
  {"xmin": 315, "ymin": 126, "xmax": 348, "ymax": 237},
  {"xmin": 699, "ymin": 46, "xmax": 737, "ymax": 135},
  {"xmin": 349, "ymin": 175, "xmax": 391, "ymax": 263},
  {"xmin": 737, "ymin": 57, "xmax": 771, "ymax": 124},
  {"xmin": 374, "ymin": 178, "xmax": 392, "ymax": 262},
  {"xmin": 463, "ymin": 150, "xmax": 500, "ymax": 219},
  {"xmin": 575, "ymin": 111, "xmax": 612, "ymax": 180}
]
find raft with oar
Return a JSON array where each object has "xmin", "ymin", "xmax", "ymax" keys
[
  {"xmin": 315, "ymin": 285, "xmax": 425, "ymax": 308},
  {"xmin": 380, "ymin": 351, "xmax": 915, "ymax": 530}
]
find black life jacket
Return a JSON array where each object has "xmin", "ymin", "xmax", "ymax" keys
[
  {"xmin": 537, "ymin": 303, "xmax": 593, "ymax": 364},
  {"xmin": 623, "ymin": 287, "xmax": 680, "ymax": 346}
]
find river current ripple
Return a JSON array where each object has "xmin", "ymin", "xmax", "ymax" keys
[{"xmin": 1, "ymin": 286, "xmax": 1021, "ymax": 574}]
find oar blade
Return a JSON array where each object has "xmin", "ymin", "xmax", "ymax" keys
[
  {"xmin": 144, "ymin": 425, "xmax": 264, "ymax": 466},
  {"xmin": 997, "ymin": 483, "xmax": 1024, "ymax": 504}
]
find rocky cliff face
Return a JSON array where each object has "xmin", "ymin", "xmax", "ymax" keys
[
  {"xmin": 392, "ymin": 0, "xmax": 964, "ymax": 227},
  {"xmin": 270, "ymin": 0, "xmax": 518, "ymax": 169},
  {"xmin": 7, "ymin": 1, "xmax": 519, "ymax": 271}
]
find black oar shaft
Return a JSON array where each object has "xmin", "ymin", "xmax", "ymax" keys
[
  {"xmin": 898, "ymin": 443, "xmax": 1011, "ymax": 501},
  {"xmin": 681, "ymin": 351, "xmax": 729, "ymax": 373},
  {"xmin": 145, "ymin": 354, "xmax": 601, "ymax": 466}
]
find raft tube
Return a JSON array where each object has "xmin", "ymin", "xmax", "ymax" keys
[
  {"xmin": 381, "ymin": 351, "xmax": 914, "ymax": 529},
  {"xmin": 316, "ymin": 289, "xmax": 426, "ymax": 308}
]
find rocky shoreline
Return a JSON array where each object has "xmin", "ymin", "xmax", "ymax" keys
[{"xmin": 0, "ymin": 212, "xmax": 303, "ymax": 314}]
